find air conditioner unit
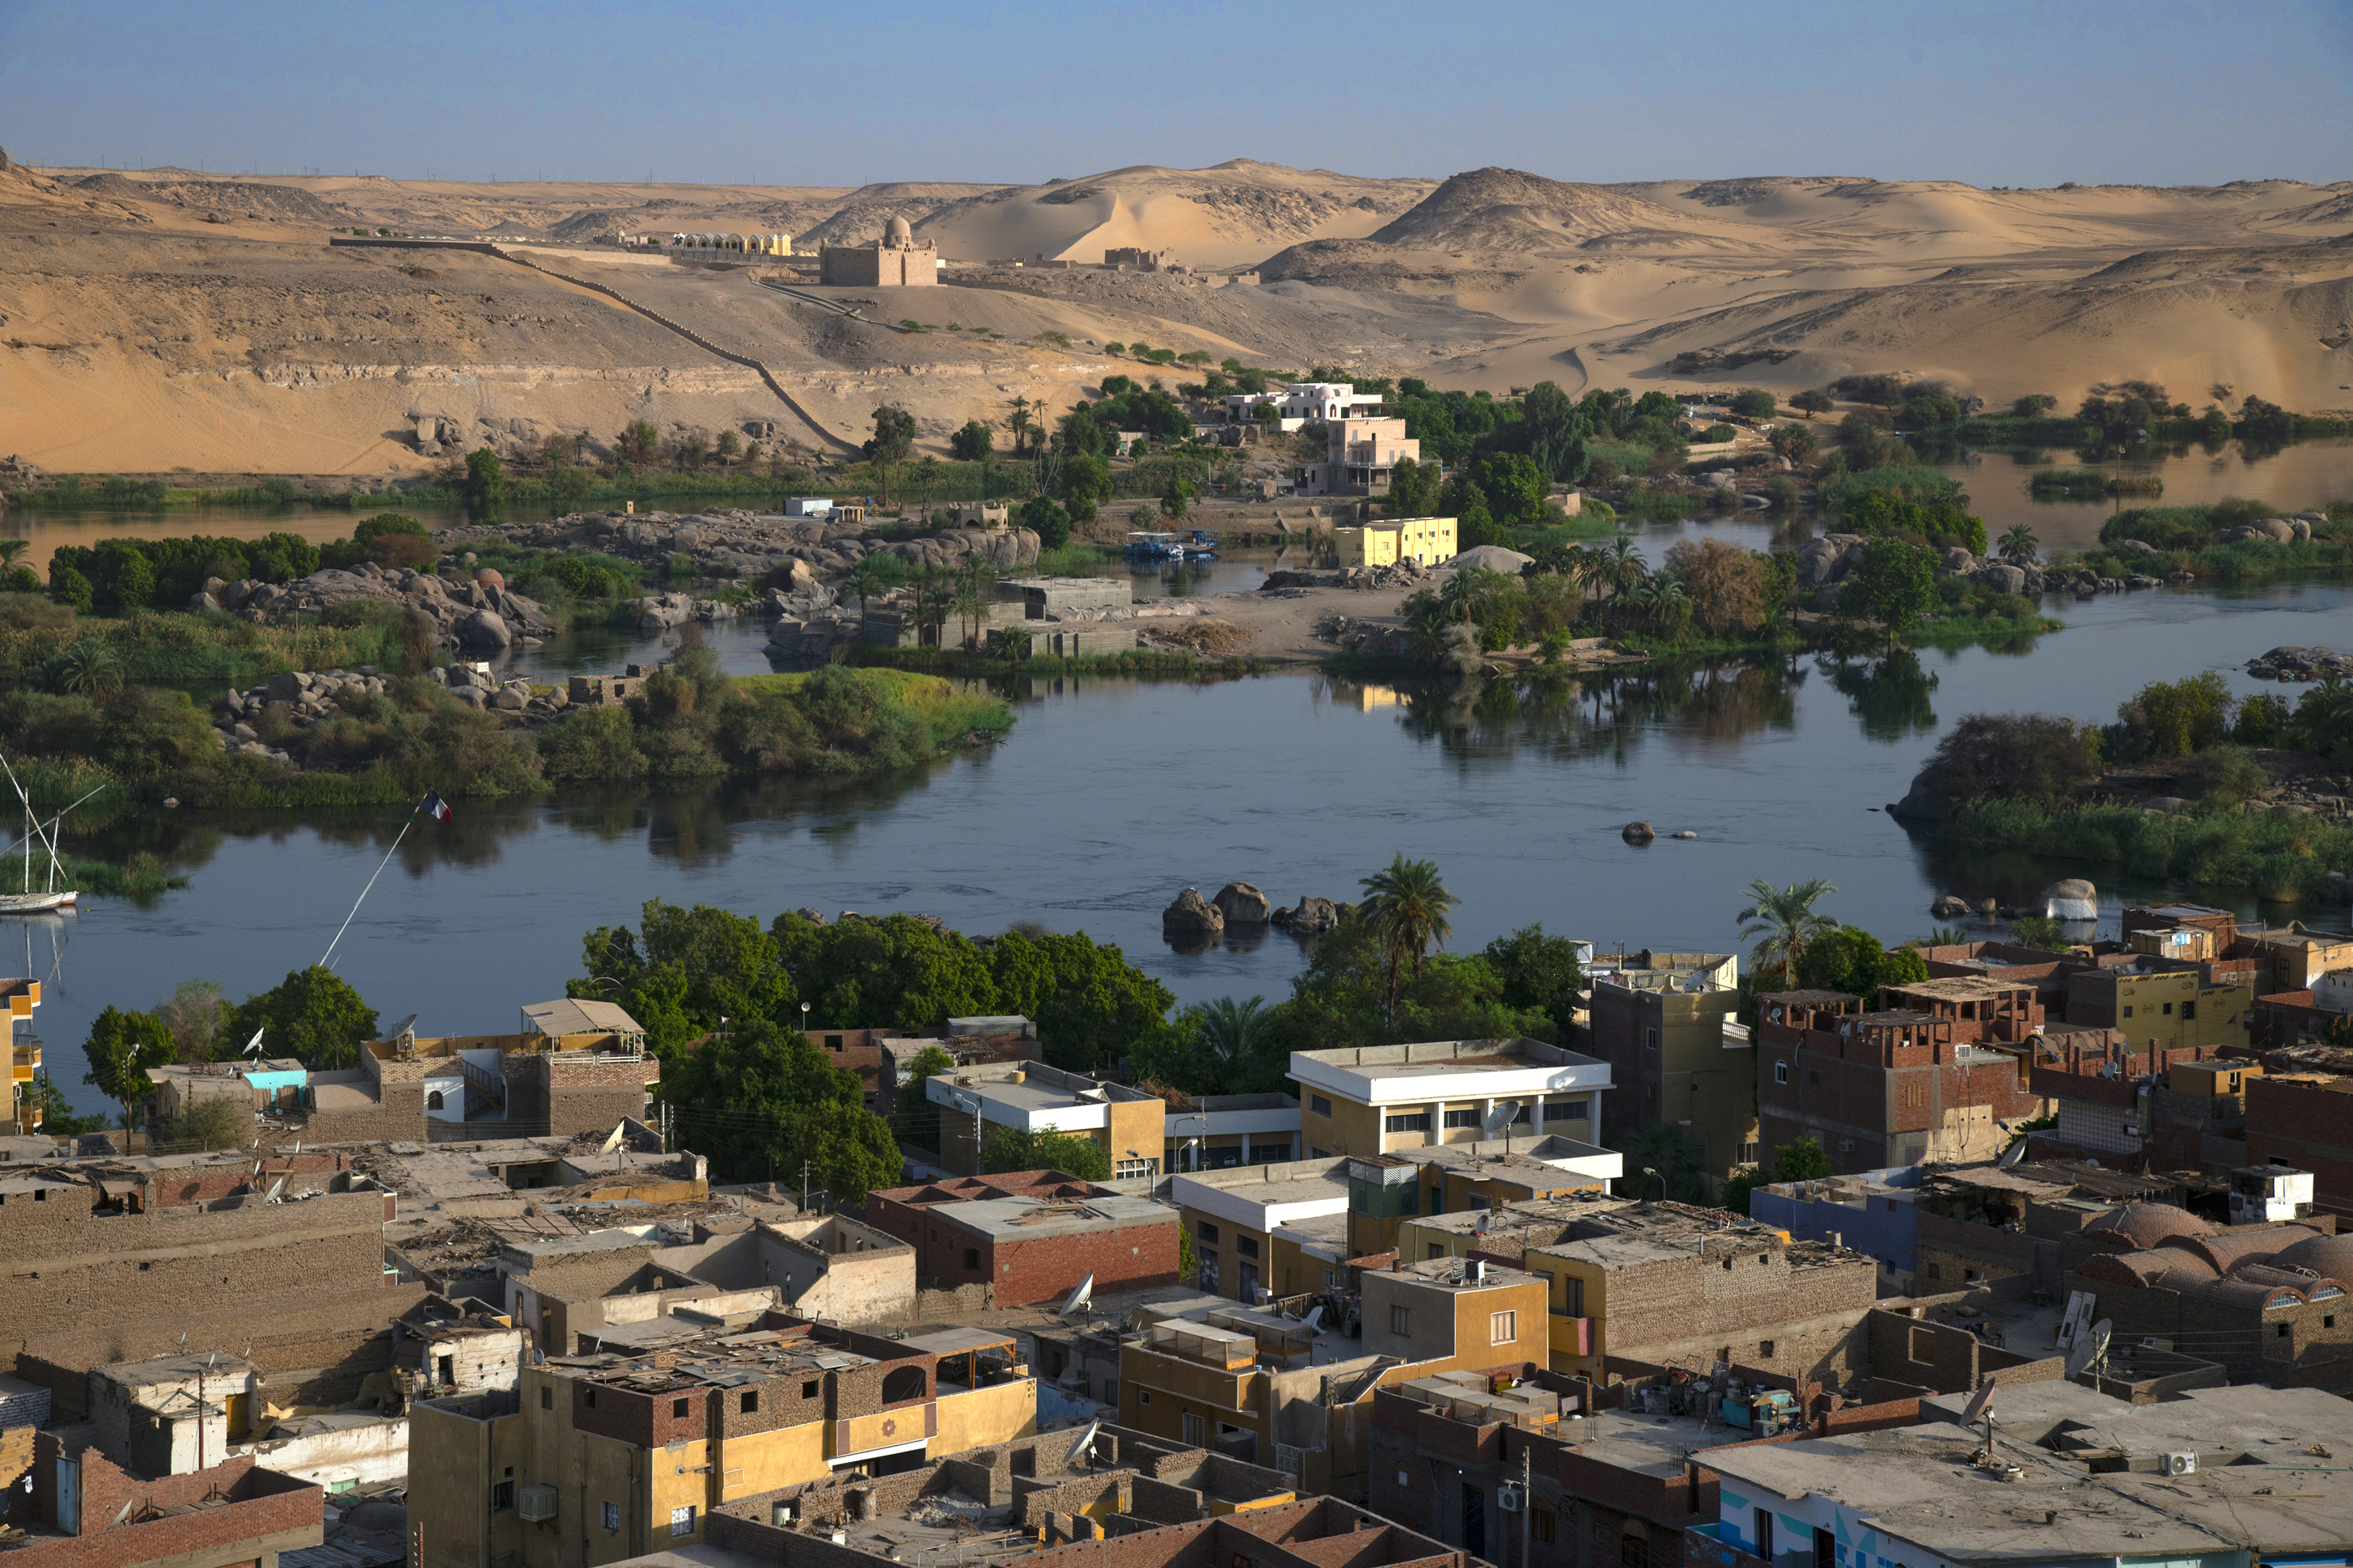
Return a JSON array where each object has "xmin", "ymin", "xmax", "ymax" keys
[
  {"xmin": 1838, "ymin": 1140, "xmax": 1855, "ymax": 1153},
  {"xmin": 518, "ymin": 1484, "xmax": 559, "ymax": 1522},
  {"xmin": 1497, "ymin": 1483, "xmax": 1526, "ymax": 1514},
  {"xmin": 2162, "ymin": 1452, "xmax": 2197, "ymax": 1477}
]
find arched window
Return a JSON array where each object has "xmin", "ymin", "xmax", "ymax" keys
[
  {"xmin": 426, "ymin": 1089, "xmax": 445, "ymax": 1110},
  {"xmin": 881, "ymin": 1365, "xmax": 927, "ymax": 1405}
]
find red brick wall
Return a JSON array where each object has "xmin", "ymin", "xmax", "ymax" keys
[
  {"xmin": 26, "ymin": 1436, "xmax": 319, "ymax": 1568},
  {"xmin": 2246, "ymin": 1076, "xmax": 2353, "ymax": 1219},
  {"xmin": 976, "ymin": 1218, "xmax": 1178, "ymax": 1307}
]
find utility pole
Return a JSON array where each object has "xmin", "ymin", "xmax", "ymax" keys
[
  {"xmin": 802, "ymin": 1160, "xmax": 812, "ymax": 1215},
  {"xmin": 1517, "ymin": 1442, "xmax": 1530, "ymax": 1568}
]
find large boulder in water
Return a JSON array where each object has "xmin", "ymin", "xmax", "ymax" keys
[
  {"xmin": 1162, "ymin": 887, "xmax": 1225, "ymax": 938},
  {"xmin": 1888, "ymin": 767, "xmax": 1953, "ymax": 824},
  {"xmin": 1272, "ymin": 895, "xmax": 1342, "ymax": 935},
  {"xmin": 2044, "ymin": 878, "xmax": 2098, "ymax": 920},
  {"xmin": 455, "ymin": 608, "xmax": 511, "ymax": 649},
  {"xmin": 1212, "ymin": 882, "xmax": 1272, "ymax": 925}
]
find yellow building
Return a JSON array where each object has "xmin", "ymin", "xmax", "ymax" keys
[
  {"xmin": 1291, "ymin": 1037, "xmax": 1613, "ymax": 1163},
  {"xmin": 1331, "ymin": 517, "xmax": 1458, "ymax": 568},
  {"xmin": 5, "ymin": 976, "xmax": 38, "ymax": 1134},
  {"xmin": 407, "ymin": 1317, "xmax": 1032, "ymax": 1568}
]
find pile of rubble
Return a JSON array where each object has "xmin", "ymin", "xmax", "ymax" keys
[
  {"xmin": 438, "ymin": 508, "xmax": 1040, "ymax": 583},
  {"xmin": 1261, "ymin": 558, "xmax": 1435, "ymax": 592},
  {"xmin": 211, "ymin": 663, "xmax": 575, "ymax": 761},
  {"xmin": 2246, "ymin": 646, "xmax": 2353, "ymax": 681},
  {"xmin": 195, "ymin": 562, "xmax": 558, "ymax": 649},
  {"xmin": 1314, "ymin": 611, "xmax": 1408, "ymax": 656}
]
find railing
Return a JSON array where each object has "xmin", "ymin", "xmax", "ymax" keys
[{"xmin": 458, "ymin": 1056, "xmax": 506, "ymax": 1109}]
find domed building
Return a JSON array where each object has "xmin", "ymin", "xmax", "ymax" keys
[{"xmin": 819, "ymin": 216, "xmax": 939, "ymax": 287}]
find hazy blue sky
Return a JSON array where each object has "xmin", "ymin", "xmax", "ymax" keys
[{"xmin": 4, "ymin": 0, "xmax": 2350, "ymax": 189}]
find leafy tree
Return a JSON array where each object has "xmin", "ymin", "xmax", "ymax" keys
[
  {"xmin": 1018, "ymin": 497, "xmax": 1071, "ymax": 550},
  {"xmin": 25, "ymin": 1073, "xmax": 101, "ymax": 1135},
  {"xmin": 1060, "ymin": 453, "xmax": 1112, "ymax": 523},
  {"xmin": 1772, "ymin": 1135, "xmax": 1832, "ymax": 1181},
  {"xmin": 715, "ymin": 430, "xmax": 743, "ymax": 465},
  {"xmin": 1791, "ymin": 389, "xmax": 1835, "ymax": 416},
  {"xmin": 895, "ymin": 1043, "xmax": 956, "ymax": 1152},
  {"xmin": 154, "ymin": 978, "xmax": 228, "ymax": 1064},
  {"xmin": 1792, "ymin": 926, "xmax": 1926, "ymax": 1006},
  {"xmin": 463, "ymin": 448, "xmax": 506, "ymax": 517},
  {"xmin": 666, "ymin": 1018, "xmax": 901, "ymax": 1198},
  {"xmin": 865, "ymin": 404, "xmax": 917, "ymax": 504},
  {"xmin": 982, "ymin": 1125, "xmax": 1109, "ymax": 1181},
  {"xmin": 1263, "ymin": 909, "xmax": 1550, "ymax": 1057},
  {"xmin": 226, "ymin": 966, "xmax": 379, "ymax": 1072},
  {"xmin": 1481, "ymin": 925, "xmax": 1585, "ymax": 1041},
  {"xmin": 950, "ymin": 421, "xmax": 994, "ymax": 463},
  {"xmin": 1664, "ymin": 539, "xmax": 1767, "ymax": 636},
  {"xmin": 1385, "ymin": 456, "xmax": 1444, "ymax": 519},
  {"xmin": 1736, "ymin": 879, "xmax": 1838, "ymax": 981},
  {"xmin": 2117, "ymin": 672, "xmax": 2234, "ymax": 758},
  {"xmin": 2012, "ymin": 394, "xmax": 2057, "ymax": 418},
  {"xmin": 1998, "ymin": 523, "xmax": 2038, "ymax": 563},
  {"xmin": 94, "ymin": 541, "xmax": 154, "ymax": 611},
  {"xmin": 82, "ymin": 1006, "xmax": 176, "ymax": 1129},
  {"xmin": 153, "ymin": 1094, "xmax": 248, "ymax": 1152},
  {"xmin": 1720, "ymin": 1168, "xmax": 1763, "ymax": 1215},
  {"xmin": 49, "ymin": 564, "xmax": 91, "ymax": 611},
  {"xmin": 1767, "ymin": 423, "xmax": 1817, "ymax": 462},
  {"xmin": 774, "ymin": 911, "xmax": 997, "ymax": 1032},
  {"xmin": 1179, "ymin": 1226, "xmax": 1199, "ymax": 1283},
  {"xmin": 1839, "ymin": 538, "xmax": 1938, "ymax": 650},
  {"xmin": 1918, "ymin": 713, "xmax": 2100, "ymax": 808},
  {"xmin": 1729, "ymin": 388, "xmax": 1776, "ymax": 419},
  {"xmin": 576, "ymin": 899, "xmax": 792, "ymax": 1059},
  {"xmin": 2188, "ymin": 743, "xmax": 2270, "ymax": 805},
  {"xmin": 2011, "ymin": 915, "xmax": 2067, "ymax": 949},
  {"xmin": 1359, "ymin": 854, "xmax": 1458, "ymax": 1009},
  {"xmin": 1616, "ymin": 1123, "xmax": 1708, "ymax": 1202},
  {"xmin": 1162, "ymin": 471, "xmax": 1196, "ymax": 520},
  {"xmin": 987, "ymin": 928, "xmax": 1174, "ymax": 1074}
]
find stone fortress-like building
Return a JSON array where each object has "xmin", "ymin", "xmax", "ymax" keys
[{"xmin": 820, "ymin": 215, "xmax": 939, "ymax": 286}]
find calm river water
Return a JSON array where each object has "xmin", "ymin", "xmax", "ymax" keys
[{"xmin": 13, "ymin": 444, "xmax": 2353, "ymax": 1118}]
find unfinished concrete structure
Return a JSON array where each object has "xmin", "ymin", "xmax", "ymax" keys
[{"xmin": 1583, "ymin": 949, "xmax": 1753, "ymax": 1184}]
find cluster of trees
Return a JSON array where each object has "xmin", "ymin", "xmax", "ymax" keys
[
  {"xmin": 573, "ymin": 899, "xmax": 1179, "ymax": 1194},
  {"xmin": 1061, "ymin": 376, "xmax": 1195, "ymax": 454},
  {"xmin": 537, "ymin": 648, "xmax": 1008, "ymax": 788},
  {"xmin": 1826, "ymin": 468, "xmax": 1990, "ymax": 556},
  {"xmin": 45, "ymin": 516, "xmax": 451, "ymax": 615},
  {"xmin": 81, "ymin": 966, "xmax": 379, "ymax": 1139}
]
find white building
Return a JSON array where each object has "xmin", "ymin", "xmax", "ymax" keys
[{"xmin": 1223, "ymin": 381, "xmax": 1386, "ymax": 433}]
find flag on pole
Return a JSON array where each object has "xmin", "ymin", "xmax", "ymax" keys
[{"xmin": 422, "ymin": 791, "xmax": 454, "ymax": 822}]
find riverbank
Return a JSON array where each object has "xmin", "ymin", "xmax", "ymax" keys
[{"xmin": 1932, "ymin": 798, "xmax": 2353, "ymax": 904}]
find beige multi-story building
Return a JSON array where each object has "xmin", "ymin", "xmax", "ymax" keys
[
  {"xmin": 408, "ymin": 1314, "xmax": 1034, "ymax": 1568},
  {"xmin": 924, "ymin": 1061, "xmax": 1166, "ymax": 1179},
  {"xmin": 1583, "ymin": 950, "xmax": 1756, "ymax": 1185},
  {"xmin": 1297, "ymin": 416, "xmax": 1424, "ymax": 501},
  {"xmin": 1291, "ymin": 1038, "xmax": 1613, "ymax": 1163},
  {"xmin": 1331, "ymin": 517, "xmax": 1459, "ymax": 568}
]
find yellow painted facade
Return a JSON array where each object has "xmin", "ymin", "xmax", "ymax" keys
[
  {"xmin": 721, "ymin": 1423, "xmax": 829, "ymax": 1502},
  {"xmin": 935, "ymin": 1377, "xmax": 1037, "ymax": 1453},
  {"xmin": 1331, "ymin": 518, "xmax": 1458, "ymax": 569}
]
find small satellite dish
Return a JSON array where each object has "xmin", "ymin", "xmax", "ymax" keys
[
  {"xmin": 387, "ymin": 1013, "xmax": 419, "ymax": 1044},
  {"xmin": 1064, "ymin": 1419, "xmax": 1100, "ymax": 1469},
  {"xmin": 111, "ymin": 1499, "xmax": 135, "ymax": 1529},
  {"xmin": 1481, "ymin": 1101, "xmax": 1522, "ymax": 1139},
  {"xmin": 1960, "ymin": 1374, "xmax": 1996, "ymax": 1425},
  {"xmin": 531, "ymin": 1349, "xmax": 545, "ymax": 1366},
  {"xmin": 1998, "ymin": 1138, "xmax": 2028, "ymax": 1168},
  {"xmin": 599, "ymin": 1122, "xmax": 626, "ymax": 1156},
  {"xmin": 242, "ymin": 1028, "xmax": 265, "ymax": 1057},
  {"xmin": 263, "ymin": 1177, "xmax": 287, "ymax": 1204},
  {"xmin": 1058, "ymin": 1274, "xmax": 1094, "ymax": 1318},
  {"xmin": 2065, "ymin": 1321, "xmax": 2114, "ymax": 1380},
  {"xmin": 944, "ymin": 1091, "xmax": 980, "ymax": 1117},
  {"xmin": 1076, "ymin": 1084, "xmax": 1109, "ymax": 1103}
]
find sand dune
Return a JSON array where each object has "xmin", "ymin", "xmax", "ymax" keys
[{"xmin": 7, "ymin": 151, "xmax": 2353, "ymax": 474}]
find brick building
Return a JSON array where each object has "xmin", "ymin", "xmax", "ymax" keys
[
  {"xmin": 802, "ymin": 1016, "xmax": 1039, "ymax": 1114},
  {"xmin": 2245, "ymin": 1053, "xmax": 2353, "ymax": 1221},
  {"xmin": 861, "ymin": 1170, "xmax": 1175, "ymax": 1306},
  {"xmin": 2066, "ymin": 1204, "xmax": 2353, "ymax": 1381},
  {"xmin": 10, "ymin": 1439, "xmax": 320, "ymax": 1568},
  {"xmin": 408, "ymin": 1313, "xmax": 1034, "ymax": 1568},
  {"xmin": 1755, "ymin": 991, "xmax": 2046, "ymax": 1174},
  {"xmin": 1582, "ymin": 951, "xmax": 1754, "ymax": 1183}
]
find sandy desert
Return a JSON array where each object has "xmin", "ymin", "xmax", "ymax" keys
[{"xmin": 4, "ymin": 150, "xmax": 2351, "ymax": 475}]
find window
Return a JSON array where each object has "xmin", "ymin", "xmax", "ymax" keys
[
  {"xmin": 1644, "ymin": 1027, "xmax": 1660, "ymax": 1050},
  {"xmin": 824, "ymin": 1034, "xmax": 842, "ymax": 1050},
  {"xmin": 1736, "ymin": 1142, "xmax": 1758, "ymax": 1164},
  {"xmin": 1543, "ymin": 1101, "xmax": 1589, "ymax": 1122},
  {"xmin": 1390, "ymin": 1305, "xmax": 1412, "ymax": 1336},
  {"xmin": 1510, "ymin": 1102, "xmax": 1532, "ymax": 1124},
  {"xmin": 1200, "ymin": 1253, "xmax": 1219, "ymax": 1291},
  {"xmin": 1774, "ymin": 1061, "xmax": 1789, "ymax": 1084},
  {"xmin": 426, "ymin": 1089, "xmax": 445, "ymax": 1109},
  {"xmin": 1909, "ymin": 1326, "xmax": 1935, "ymax": 1363},
  {"xmin": 2185, "ymin": 1001, "xmax": 2198, "ymax": 1021},
  {"xmin": 1489, "ymin": 1311, "xmax": 1517, "ymax": 1345},
  {"xmin": 2163, "ymin": 1002, "xmax": 2174, "ymax": 1016},
  {"xmin": 1563, "ymin": 1278, "xmax": 1585, "ymax": 1316},
  {"xmin": 671, "ymin": 1506, "xmax": 696, "ymax": 1538},
  {"xmin": 1925, "ymin": 1262, "xmax": 1941, "ymax": 1279},
  {"xmin": 602, "ymin": 1502, "xmax": 621, "ymax": 1534},
  {"xmin": 584, "ymin": 1389, "xmax": 596, "ymax": 1408},
  {"xmin": 1310, "ymin": 1095, "xmax": 1332, "ymax": 1118},
  {"xmin": 1198, "ymin": 1221, "xmax": 1219, "ymax": 1243},
  {"xmin": 740, "ymin": 1391, "xmax": 758, "ymax": 1414},
  {"xmin": 1183, "ymin": 1413, "xmax": 1206, "ymax": 1445},
  {"xmin": 963, "ymin": 1248, "xmax": 980, "ymax": 1270},
  {"xmin": 1758, "ymin": 1340, "xmax": 1775, "ymax": 1359},
  {"xmin": 1809, "ymin": 1071, "xmax": 1820, "ymax": 1086},
  {"xmin": 1905, "ymin": 1082, "xmax": 1924, "ymax": 1109},
  {"xmin": 2327, "ymin": 1315, "xmax": 2337, "ymax": 1329},
  {"xmin": 1386, "ymin": 1113, "xmax": 1433, "ymax": 1134},
  {"xmin": 1427, "ymin": 1244, "xmax": 1445, "ymax": 1261},
  {"xmin": 802, "ymin": 1380, "xmax": 819, "ymax": 1399},
  {"xmin": 1444, "ymin": 1109, "xmax": 1482, "ymax": 1129},
  {"xmin": 1115, "ymin": 1157, "xmax": 1157, "ymax": 1180},
  {"xmin": 438, "ymin": 1355, "xmax": 455, "ymax": 1384},
  {"xmin": 1140, "ymin": 1390, "xmax": 1152, "ymax": 1405},
  {"xmin": 540, "ymin": 1386, "xmax": 552, "ymax": 1410},
  {"xmin": 673, "ymin": 1397, "xmax": 690, "ymax": 1418},
  {"xmin": 1236, "ymin": 1235, "xmax": 1259, "ymax": 1258},
  {"xmin": 1310, "ymin": 1148, "xmax": 1328, "ymax": 1160},
  {"xmin": 2279, "ymin": 1324, "xmax": 2291, "ymax": 1339},
  {"xmin": 2123, "ymin": 1006, "xmax": 2135, "ymax": 1019},
  {"xmin": 1531, "ymin": 1510, "xmax": 1555, "ymax": 1544},
  {"xmin": 493, "ymin": 1481, "xmax": 515, "ymax": 1511}
]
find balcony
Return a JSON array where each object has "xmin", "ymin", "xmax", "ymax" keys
[{"xmin": 11, "ymin": 1039, "xmax": 36, "ymax": 1084}]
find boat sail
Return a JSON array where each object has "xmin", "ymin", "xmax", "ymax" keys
[{"xmin": 0, "ymin": 758, "xmax": 98, "ymax": 915}]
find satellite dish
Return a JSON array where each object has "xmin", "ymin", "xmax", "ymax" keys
[
  {"xmin": 944, "ymin": 1091, "xmax": 980, "ymax": 1117},
  {"xmin": 387, "ymin": 1014, "xmax": 418, "ymax": 1043},
  {"xmin": 1480, "ymin": 1101, "xmax": 1522, "ymax": 1139},
  {"xmin": 1998, "ymin": 1139, "xmax": 2028, "ymax": 1168},
  {"xmin": 599, "ymin": 1122, "xmax": 626, "ymax": 1156},
  {"xmin": 1076, "ymin": 1085, "xmax": 1109, "ymax": 1103},
  {"xmin": 263, "ymin": 1177, "xmax": 286, "ymax": 1204},
  {"xmin": 1063, "ymin": 1419, "xmax": 1100, "ymax": 1469},
  {"xmin": 1058, "ymin": 1274, "xmax": 1094, "ymax": 1318},
  {"xmin": 1960, "ymin": 1374, "xmax": 1996, "ymax": 1425},
  {"xmin": 242, "ymin": 1028, "xmax": 265, "ymax": 1057},
  {"xmin": 2065, "ymin": 1321, "xmax": 2114, "ymax": 1379},
  {"xmin": 111, "ymin": 1499, "xmax": 134, "ymax": 1529}
]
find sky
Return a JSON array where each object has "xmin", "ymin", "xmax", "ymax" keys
[{"xmin": 2, "ymin": 0, "xmax": 2351, "ymax": 190}]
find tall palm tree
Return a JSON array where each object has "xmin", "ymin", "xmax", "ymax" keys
[
  {"xmin": 1196, "ymin": 995, "xmax": 1271, "ymax": 1091},
  {"xmin": 1736, "ymin": 877, "xmax": 1839, "ymax": 981},
  {"xmin": 1359, "ymin": 854, "xmax": 1458, "ymax": 1009},
  {"xmin": 0, "ymin": 540, "xmax": 28, "ymax": 573},
  {"xmin": 1594, "ymin": 534, "xmax": 1648, "ymax": 628},
  {"xmin": 1998, "ymin": 523, "xmax": 2038, "ymax": 564}
]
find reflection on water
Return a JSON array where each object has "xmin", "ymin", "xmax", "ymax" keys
[{"xmin": 1821, "ymin": 652, "xmax": 1940, "ymax": 744}]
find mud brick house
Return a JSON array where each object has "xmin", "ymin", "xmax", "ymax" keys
[
  {"xmin": 408, "ymin": 1313, "xmax": 1034, "ymax": 1568},
  {"xmin": 1755, "ymin": 991, "xmax": 2046, "ymax": 1173},
  {"xmin": 864, "ymin": 1169, "xmax": 1175, "ymax": 1305},
  {"xmin": 8, "ymin": 1439, "xmax": 320, "ymax": 1568},
  {"xmin": 1581, "ymin": 950, "xmax": 1754, "ymax": 1184},
  {"xmin": 2246, "ymin": 1046, "xmax": 2353, "ymax": 1219},
  {"xmin": 1908, "ymin": 1160, "xmax": 2177, "ymax": 1295}
]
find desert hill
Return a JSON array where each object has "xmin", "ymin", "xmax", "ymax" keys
[{"xmin": 6, "ymin": 151, "xmax": 2353, "ymax": 475}]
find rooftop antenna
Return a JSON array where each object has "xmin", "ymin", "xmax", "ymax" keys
[
  {"xmin": 1064, "ymin": 1418, "xmax": 1100, "ymax": 1471},
  {"xmin": 1058, "ymin": 1274, "xmax": 1094, "ymax": 1319}
]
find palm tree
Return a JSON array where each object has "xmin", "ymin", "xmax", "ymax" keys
[
  {"xmin": 2294, "ymin": 677, "xmax": 2353, "ymax": 755},
  {"xmin": 1593, "ymin": 534, "xmax": 1648, "ymax": 628},
  {"xmin": 0, "ymin": 540, "xmax": 28, "ymax": 573},
  {"xmin": 1999, "ymin": 523, "xmax": 2038, "ymax": 564},
  {"xmin": 952, "ymin": 573, "xmax": 991, "ymax": 652},
  {"xmin": 1196, "ymin": 995, "xmax": 1271, "ymax": 1090},
  {"xmin": 51, "ymin": 639, "xmax": 124, "ymax": 699},
  {"xmin": 1439, "ymin": 565, "xmax": 1501, "ymax": 624},
  {"xmin": 1646, "ymin": 575, "xmax": 1688, "ymax": 632},
  {"xmin": 1358, "ymin": 854, "xmax": 1458, "ymax": 1009},
  {"xmin": 1735, "ymin": 877, "xmax": 1839, "ymax": 981},
  {"xmin": 840, "ymin": 555, "xmax": 905, "ymax": 636}
]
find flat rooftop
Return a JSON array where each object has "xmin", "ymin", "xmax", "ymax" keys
[
  {"xmin": 1293, "ymin": 1038, "xmax": 1602, "ymax": 1078},
  {"xmin": 939, "ymin": 1193, "xmax": 1175, "ymax": 1241}
]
